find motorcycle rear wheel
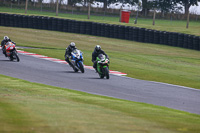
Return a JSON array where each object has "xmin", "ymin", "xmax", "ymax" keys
[
  {"xmin": 73, "ymin": 67, "xmax": 79, "ymax": 72},
  {"xmin": 9, "ymin": 57, "xmax": 13, "ymax": 61},
  {"xmin": 100, "ymin": 74, "xmax": 104, "ymax": 79}
]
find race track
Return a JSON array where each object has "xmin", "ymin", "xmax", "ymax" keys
[{"xmin": 0, "ymin": 51, "xmax": 200, "ymax": 114}]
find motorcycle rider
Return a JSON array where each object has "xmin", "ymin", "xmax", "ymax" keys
[
  {"xmin": 92, "ymin": 45, "xmax": 108, "ymax": 72},
  {"xmin": 64, "ymin": 42, "xmax": 77, "ymax": 68},
  {"xmin": 1, "ymin": 36, "xmax": 16, "ymax": 57}
]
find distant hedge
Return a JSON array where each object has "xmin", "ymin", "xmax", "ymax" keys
[{"xmin": 1, "ymin": 13, "xmax": 199, "ymax": 51}]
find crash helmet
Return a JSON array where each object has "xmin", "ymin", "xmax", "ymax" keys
[
  {"xmin": 95, "ymin": 45, "xmax": 101, "ymax": 52},
  {"xmin": 70, "ymin": 42, "xmax": 75, "ymax": 48},
  {"xmin": 4, "ymin": 36, "xmax": 9, "ymax": 41}
]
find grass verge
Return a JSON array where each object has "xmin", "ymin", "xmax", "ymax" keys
[
  {"xmin": 0, "ymin": 74, "xmax": 200, "ymax": 133},
  {"xmin": 0, "ymin": 7, "xmax": 200, "ymax": 36},
  {"xmin": 1, "ymin": 26, "xmax": 199, "ymax": 89}
]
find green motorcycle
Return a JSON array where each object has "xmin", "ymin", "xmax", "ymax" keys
[{"xmin": 96, "ymin": 54, "xmax": 110, "ymax": 79}]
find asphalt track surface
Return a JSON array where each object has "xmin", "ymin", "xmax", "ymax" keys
[{"xmin": 0, "ymin": 52, "xmax": 200, "ymax": 115}]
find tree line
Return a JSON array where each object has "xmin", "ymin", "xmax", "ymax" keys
[
  {"xmin": 1, "ymin": 0, "xmax": 199, "ymax": 28},
  {"xmin": 3, "ymin": 0, "xmax": 200, "ymax": 15}
]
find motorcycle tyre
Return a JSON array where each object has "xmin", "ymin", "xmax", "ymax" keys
[
  {"xmin": 100, "ymin": 74, "xmax": 104, "ymax": 79},
  {"xmin": 99, "ymin": 70, "xmax": 105, "ymax": 79},
  {"xmin": 9, "ymin": 57, "xmax": 13, "ymax": 61},
  {"xmin": 9, "ymin": 56, "xmax": 13, "ymax": 61},
  {"xmin": 104, "ymin": 67, "xmax": 109, "ymax": 79},
  {"xmin": 71, "ymin": 63, "xmax": 78, "ymax": 72},
  {"xmin": 77, "ymin": 62, "xmax": 84, "ymax": 73},
  {"xmin": 73, "ymin": 67, "xmax": 79, "ymax": 72},
  {"xmin": 15, "ymin": 53, "xmax": 20, "ymax": 62},
  {"xmin": 98, "ymin": 68, "xmax": 104, "ymax": 79}
]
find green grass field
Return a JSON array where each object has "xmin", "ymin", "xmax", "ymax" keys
[
  {"xmin": 0, "ymin": 7, "xmax": 200, "ymax": 36},
  {"xmin": 0, "ymin": 7, "xmax": 200, "ymax": 132},
  {"xmin": 1, "ymin": 74, "xmax": 200, "ymax": 133}
]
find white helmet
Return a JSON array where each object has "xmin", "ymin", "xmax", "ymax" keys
[
  {"xmin": 70, "ymin": 42, "xmax": 75, "ymax": 47},
  {"xmin": 4, "ymin": 36, "xmax": 9, "ymax": 41}
]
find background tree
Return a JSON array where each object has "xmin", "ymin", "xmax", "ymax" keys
[
  {"xmin": 153, "ymin": 0, "xmax": 181, "ymax": 17},
  {"xmin": 95, "ymin": 0, "xmax": 118, "ymax": 11},
  {"xmin": 158, "ymin": 0, "xmax": 173, "ymax": 15},
  {"xmin": 134, "ymin": 1, "xmax": 142, "ymax": 24},
  {"xmin": 141, "ymin": 0, "xmax": 150, "ymax": 16},
  {"xmin": 88, "ymin": 0, "xmax": 91, "ymax": 19},
  {"xmin": 175, "ymin": 0, "xmax": 199, "ymax": 28},
  {"xmin": 38, "ymin": 0, "xmax": 43, "ymax": 12},
  {"xmin": 25, "ymin": 0, "xmax": 28, "ymax": 14},
  {"xmin": 83, "ymin": 0, "xmax": 87, "ymax": 6},
  {"xmin": 68, "ymin": 0, "xmax": 82, "ymax": 6},
  {"xmin": 116, "ymin": 0, "xmax": 139, "ymax": 6},
  {"xmin": 87, "ymin": 0, "xmax": 95, "ymax": 19},
  {"xmin": 175, "ymin": 0, "xmax": 199, "ymax": 15},
  {"xmin": 151, "ymin": 0, "xmax": 159, "ymax": 25},
  {"xmin": 56, "ymin": 0, "xmax": 59, "ymax": 16}
]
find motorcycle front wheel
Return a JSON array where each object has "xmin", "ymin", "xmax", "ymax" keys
[
  {"xmin": 77, "ymin": 62, "xmax": 84, "ymax": 73},
  {"xmin": 15, "ymin": 53, "xmax": 20, "ymax": 62},
  {"xmin": 98, "ymin": 68, "xmax": 104, "ymax": 79},
  {"xmin": 12, "ymin": 51, "xmax": 20, "ymax": 62},
  {"xmin": 104, "ymin": 67, "xmax": 109, "ymax": 79}
]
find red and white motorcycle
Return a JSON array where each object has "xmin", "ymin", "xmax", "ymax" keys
[{"xmin": 5, "ymin": 42, "xmax": 20, "ymax": 62}]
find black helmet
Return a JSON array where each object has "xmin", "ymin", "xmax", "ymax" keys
[{"xmin": 95, "ymin": 45, "xmax": 101, "ymax": 52}]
